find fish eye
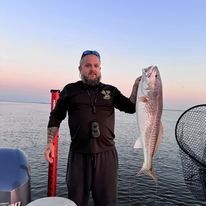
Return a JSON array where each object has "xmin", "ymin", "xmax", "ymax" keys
[{"xmin": 155, "ymin": 75, "xmax": 158, "ymax": 78}]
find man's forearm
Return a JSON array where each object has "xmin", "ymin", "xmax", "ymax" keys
[
  {"xmin": 47, "ymin": 127, "xmax": 59, "ymax": 143},
  {"xmin": 129, "ymin": 88, "xmax": 137, "ymax": 104},
  {"xmin": 129, "ymin": 76, "xmax": 141, "ymax": 103}
]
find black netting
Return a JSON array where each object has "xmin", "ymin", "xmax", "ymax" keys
[{"xmin": 175, "ymin": 104, "xmax": 206, "ymax": 201}]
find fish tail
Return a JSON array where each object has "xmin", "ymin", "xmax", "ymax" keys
[{"xmin": 137, "ymin": 168, "xmax": 157, "ymax": 182}]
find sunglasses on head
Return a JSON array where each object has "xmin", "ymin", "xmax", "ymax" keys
[{"xmin": 81, "ymin": 50, "xmax": 100, "ymax": 59}]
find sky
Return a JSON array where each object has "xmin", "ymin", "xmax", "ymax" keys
[{"xmin": 0, "ymin": 0, "xmax": 206, "ymax": 110}]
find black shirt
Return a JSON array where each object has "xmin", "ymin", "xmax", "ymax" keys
[{"xmin": 48, "ymin": 81, "xmax": 135, "ymax": 153}]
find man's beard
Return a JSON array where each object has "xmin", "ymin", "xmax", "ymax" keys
[{"xmin": 81, "ymin": 73, "xmax": 101, "ymax": 86}]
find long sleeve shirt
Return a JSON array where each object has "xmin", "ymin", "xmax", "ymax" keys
[{"xmin": 48, "ymin": 81, "xmax": 135, "ymax": 153}]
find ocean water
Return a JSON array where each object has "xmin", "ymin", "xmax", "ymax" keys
[{"xmin": 0, "ymin": 101, "xmax": 206, "ymax": 206}]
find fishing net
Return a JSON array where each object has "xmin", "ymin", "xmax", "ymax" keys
[{"xmin": 175, "ymin": 104, "xmax": 206, "ymax": 201}]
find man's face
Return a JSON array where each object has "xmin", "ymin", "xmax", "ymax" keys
[{"xmin": 79, "ymin": 54, "xmax": 101, "ymax": 85}]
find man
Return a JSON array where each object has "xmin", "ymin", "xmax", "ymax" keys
[{"xmin": 44, "ymin": 50, "xmax": 141, "ymax": 206}]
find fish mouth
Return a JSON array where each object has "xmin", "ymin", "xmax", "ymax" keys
[{"xmin": 143, "ymin": 66, "xmax": 158, "ymax": 78}]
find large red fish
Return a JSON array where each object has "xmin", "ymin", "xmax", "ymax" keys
[{"xmin": 134, "ymin": 65, "xmax": 163, "ymax": 181}]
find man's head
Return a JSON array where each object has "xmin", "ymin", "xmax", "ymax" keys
[{"xmin": 79, "ymin": 50, "xmax": 101, "ymax": 86}]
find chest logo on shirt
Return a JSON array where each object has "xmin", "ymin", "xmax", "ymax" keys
[{"xmin": 101, "ymin": 90, "xmax": 111, "ymax": 100}]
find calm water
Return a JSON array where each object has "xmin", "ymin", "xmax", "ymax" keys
[{"xmin": 0, "ymin": 101, "xmax": 206, "ymax": 206}]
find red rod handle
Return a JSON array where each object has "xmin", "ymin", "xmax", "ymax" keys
[{"xmin": 47, "ymin": 89, "xmax": 60, "ymax": 197}]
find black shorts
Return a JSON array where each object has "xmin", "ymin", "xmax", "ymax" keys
[{"xmin": 66, "ymin": 148, "xmax": 118, "ymax": 206}]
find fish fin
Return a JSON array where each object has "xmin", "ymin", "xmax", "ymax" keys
[
  {"xmin": 134, "ymin": 138, "xmax": 142, "ymax": 148},
  {"xmin": 137, "ymin": 168, "xmax": 157, "ymax": 182},
  {"xmin": 154, "ymin": 122, "xmax": 163, "ymax": 154},
  {"xmin": 139, "ymin": 96, "xmax": 149, "ymax": 103}
]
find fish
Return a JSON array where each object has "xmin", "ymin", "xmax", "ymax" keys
[{"xmin": 134, "ymin": 65, "xmax": 163, "ymax": 181}]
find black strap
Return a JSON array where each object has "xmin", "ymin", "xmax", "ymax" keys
[{"xmin": 86, "ymin": 88, "xmax": 99, "ymax": 114}]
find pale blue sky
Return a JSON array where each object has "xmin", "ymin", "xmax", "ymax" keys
[{"xmin": 1, "ymin": 0, "xmax": 206, "ymax": 110}]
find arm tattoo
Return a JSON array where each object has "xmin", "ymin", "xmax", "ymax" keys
[{"xmin": 47, "ymin": 127, "xmax": 59, "ymax": 144}]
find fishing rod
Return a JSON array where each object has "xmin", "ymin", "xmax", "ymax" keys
[{"xmin": 47, "ymin": 89, "xmax": 60, "ymax": 196}]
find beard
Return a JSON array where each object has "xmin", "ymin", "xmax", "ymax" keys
[{"xmin": 80, "ymin": 73, "xmax": 101, "ymax": 86}]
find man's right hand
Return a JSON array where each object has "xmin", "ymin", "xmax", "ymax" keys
[
  {"xmin": 44, "ymin": 143, "xmax": 54, "ymax": 164},
  {"xmin": 129, "ymin": 75, "xmax": 142, "ymax": 103}
]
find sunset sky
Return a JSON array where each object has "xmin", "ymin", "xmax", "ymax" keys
[{"xmin": 1, "ymin": 0, "xmax": 206, "ymax": 110}]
